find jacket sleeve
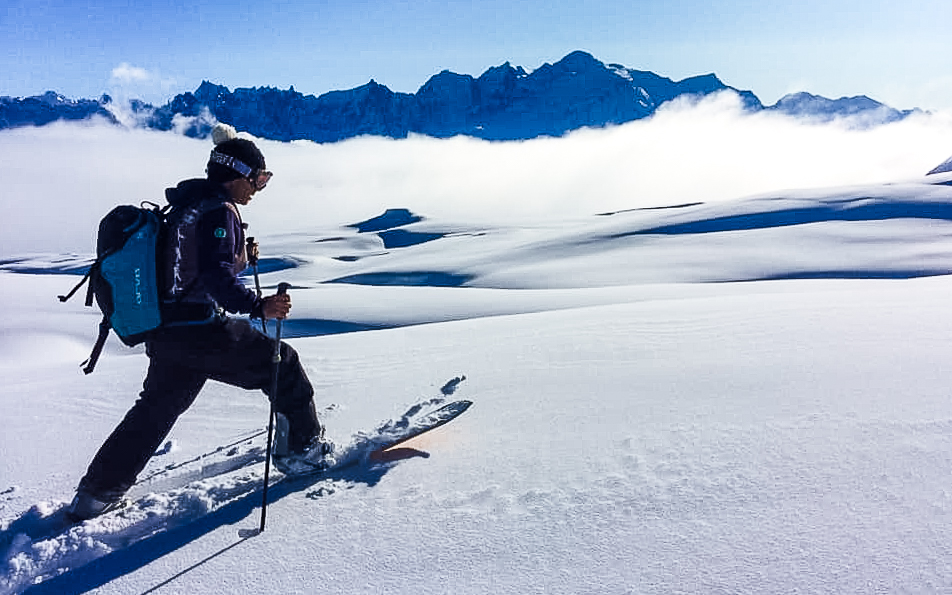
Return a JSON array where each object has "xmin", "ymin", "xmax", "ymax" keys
[{"xmin": 197, "ymin": 206, "xmax": 264, "ymax": 317}]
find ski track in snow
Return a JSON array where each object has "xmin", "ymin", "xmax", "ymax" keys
[{"xmin": 0, "ymin": 385, "xmax": 465, "ymax": 595}]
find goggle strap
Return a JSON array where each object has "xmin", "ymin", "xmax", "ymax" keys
[{"xmin": 209, "ymin": 151, "xmax": 253, "ymax": 177}]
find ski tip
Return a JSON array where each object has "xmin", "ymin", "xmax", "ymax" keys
[{"xmin": 238, "ymin": 528, "xmax": 262, "ymax": 539}]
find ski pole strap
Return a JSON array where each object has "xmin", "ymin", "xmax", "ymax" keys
[{"xmin": 81, "ymin": 316, "xmax": 111, "ymax": 375}]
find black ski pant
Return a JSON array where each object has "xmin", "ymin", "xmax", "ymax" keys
[{"xmin": 77, "ymin": 317, "xmax": 320, "ymax": 499}]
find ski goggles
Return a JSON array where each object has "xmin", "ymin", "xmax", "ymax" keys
[
  {"xmin": 252, "ymin": 169, "xmax": 273, "ymax": 191},
  {"xmin": 210, "ymin": 151, "xmax": 272, "ymax": 190}
]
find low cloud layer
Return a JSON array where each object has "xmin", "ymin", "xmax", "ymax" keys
[{"xmin": 2, "ymin": 93, "xmax": 952, "ymax": 255}]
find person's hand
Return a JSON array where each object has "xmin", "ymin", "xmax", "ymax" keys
[{"xmin": 261, "ymin": 292, "xmax": 291, "ymax": 320}]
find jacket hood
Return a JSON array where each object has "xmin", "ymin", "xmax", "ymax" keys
[{"xmin": 165, "ymin": 178, "xmax": 228, "ymax": 208}]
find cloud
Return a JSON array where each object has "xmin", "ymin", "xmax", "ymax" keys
[
  {"xmin": 110, "ymin": 63, "xmax": 153, "ymax": 84},
  {"xmin": 0, "ymin": 124, "xmax": 208, "ymax": 255},
  {"xmin": 107, "ymin": 63, "xmax": 178, "ymax": 108},
  {"xmin": 2, "ymin": 95, "xmax": 952, "ymax": 255},
  {"xmin": 259, "ymin": 92, "xmax": 952, "ymax": 229}
]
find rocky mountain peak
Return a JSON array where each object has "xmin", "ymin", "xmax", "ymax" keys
[{"xmin": 0, "ymin": 51, "xmax": 917, "ymax": 141}]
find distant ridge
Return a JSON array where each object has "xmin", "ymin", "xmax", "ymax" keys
[{"xmin": 0, "ymin": 51, "xmax": 919, "ymax": 142}]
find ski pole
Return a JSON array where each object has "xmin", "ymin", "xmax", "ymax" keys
[
  {"xmin": 247, "ymin": 237, "xmax": 267, "ymax": 334},
  {"xmin": 260, "ymin": 281, "xmax": 290, "ymax": 533}
]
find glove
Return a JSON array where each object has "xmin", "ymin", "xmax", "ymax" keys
[{"xmin": 246, "ymin": 237, "xmax": 260, "ymax": 265}]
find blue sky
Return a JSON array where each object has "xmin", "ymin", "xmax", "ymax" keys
[{"xmin": 2, "ymin": 0, "xmax": 949, "ymax": 110}]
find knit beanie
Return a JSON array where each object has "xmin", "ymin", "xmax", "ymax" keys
[{"xmin": 206, "ymin": 123, "xmax": 266, "ymax": 183}]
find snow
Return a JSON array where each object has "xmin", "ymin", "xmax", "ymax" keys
[{"xmin": 4, "ymin": 112, "xmax": 952, "ymax": 593}]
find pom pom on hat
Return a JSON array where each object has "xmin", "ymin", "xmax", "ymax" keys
[{"xmin": 211, "ymin": 123, "xmax": 238, "ymax": 145}]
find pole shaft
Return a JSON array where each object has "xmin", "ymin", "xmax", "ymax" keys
[
  {"xmin": 247, "ymin": 237, "xmax": 267, "ymax": 334},
  {"xmin": 259, "ymin": 282, "xmax": 290, "ymax": 533}
]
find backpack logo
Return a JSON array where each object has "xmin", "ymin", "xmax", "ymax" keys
[{"xmin": 133, "ymin": 267, "xmax": 143, "ymax": 305}]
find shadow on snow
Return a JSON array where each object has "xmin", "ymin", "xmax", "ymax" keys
[
  {"xmin": 19, "ymin": 451, "xmax": 425, "ymax": 595},
  {"xmin": 325, "ymin": 271, "xmax": 473, "ymax": 287},
  {"xmin": 611, "ymin": 199, "xmax": 952, "ymax": 237}
]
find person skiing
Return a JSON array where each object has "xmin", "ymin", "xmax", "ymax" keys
[{"xmin": 68, "ymin": 124, "xmax": 334, "ymax": 521}]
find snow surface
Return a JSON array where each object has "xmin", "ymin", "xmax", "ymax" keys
[{"xmin": 4, "ymin": 117, "xmax": 952, "ymax": 593}]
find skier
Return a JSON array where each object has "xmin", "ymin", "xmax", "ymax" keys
[{"xmin": 68, "ymin": 125, "xmax": 335, "ymax": 521}]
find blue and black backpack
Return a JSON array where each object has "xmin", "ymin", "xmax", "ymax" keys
[{"xmin": 59, "ymin": 202, "xmax": 170, "ymax": 374}]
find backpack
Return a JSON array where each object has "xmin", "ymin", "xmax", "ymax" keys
[{"xmin": 59, "ymin": 202, "xmax": 170, "ymax": 374}]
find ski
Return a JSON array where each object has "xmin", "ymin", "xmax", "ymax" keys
[
  {"xmin": 130, "ymin": 431, "xmax": 268, "ymax": 498},
  {"xmin": 295, "ymin": 398, "xmax": 473, "ymax": 476},
  {"xmin": 129, "ymin": 375, "xmax": 466, "ymax": 497},
  {"xmin": 364, "ymin": 398, "xmax": 473, "ymax": 453}
]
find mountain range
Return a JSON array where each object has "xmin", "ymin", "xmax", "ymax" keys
[{"xmin": 0, "ymin": 51, "xmax": 918, "ymax": 142}]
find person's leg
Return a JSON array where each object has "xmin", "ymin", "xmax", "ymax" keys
[
  {"xmin": 227, "ymin": 320, "xmax": 321, "ymax": 452},
  {"xmin": 265, "ymin": 340, "xmax": 322, "ymax": 452},
  {"xmin": 77, "ymin": 358, "xmax": 206, "ymax": 499},
  {"xmin": 166, "ymin": 318, "xmax": 321, "ymax": 452}
]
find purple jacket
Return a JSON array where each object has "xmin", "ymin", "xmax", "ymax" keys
[{"xmin": 162, "ymin": 179, "xmax": 263, "ymax": 322}]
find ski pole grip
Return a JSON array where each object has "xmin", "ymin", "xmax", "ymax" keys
[
  {"xmin": 246, "ymin": 237, "xmax": 258, "ymax": 265},
  {"xmin": 277, "ymin": 282, "xmax": 290, "ymax": 295}
]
